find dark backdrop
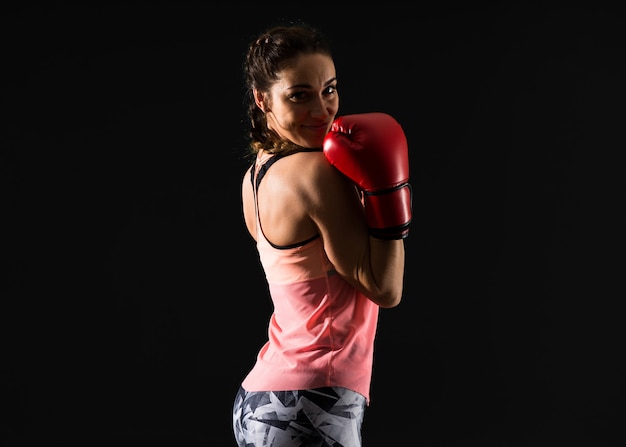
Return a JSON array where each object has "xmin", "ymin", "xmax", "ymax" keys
[{"xmin": 2, "ymin": 2, "xmax": 624, "ymax": 446}]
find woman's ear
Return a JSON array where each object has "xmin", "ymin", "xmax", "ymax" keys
[{"xmin": 253, "ymin": 89, "xmax": 266, "ymax": 112}]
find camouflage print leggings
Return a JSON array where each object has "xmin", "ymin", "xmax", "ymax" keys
[{"xmin": 232, "ymin": 386, "xmax": 367, "ymax": 447}]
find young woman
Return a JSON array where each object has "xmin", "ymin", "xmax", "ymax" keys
[{"xmin": 233, "ymin": 22, "xmax": 411, "ymax": 446}]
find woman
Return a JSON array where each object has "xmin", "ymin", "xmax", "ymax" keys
[{"xmin": 233, "ymin": 22, "xmax": 411, "ymax": 446}]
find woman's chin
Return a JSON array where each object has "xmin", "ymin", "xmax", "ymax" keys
[{"xmin": 298, "ymin": 137, "xmax": 325, "ymax": 149}]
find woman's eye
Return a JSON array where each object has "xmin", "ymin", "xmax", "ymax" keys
[
  {"xmin": 324, "ymin": 86, "xmax": 338, "ymax": 96},
  {"xmin": 289, "ymin": 92, "xmax": 308, "ymax": 101}
]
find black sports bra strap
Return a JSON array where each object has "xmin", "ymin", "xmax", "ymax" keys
[{"xmin": 254, "ymin": 154, "xmax": 284, "ymax": 191}]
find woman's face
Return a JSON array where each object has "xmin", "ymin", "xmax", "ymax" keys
[{"xmin": 258, "ymin": 53, "xmax": 338, "ymax": 149}]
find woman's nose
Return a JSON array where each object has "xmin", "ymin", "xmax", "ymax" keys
[{"xmin": 310, "ymin": 99, "xmax": 330, "ymax": 118}]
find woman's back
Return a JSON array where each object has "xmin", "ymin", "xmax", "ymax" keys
[{"xmin": 240, "ymin": 149, "xmax": 379, "ymax": 401}]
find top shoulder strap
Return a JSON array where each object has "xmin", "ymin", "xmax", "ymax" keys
[{"xmin": 250, "ymin": 148, "xmax": 322, "ymax": 191}]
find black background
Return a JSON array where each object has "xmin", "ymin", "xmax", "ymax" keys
[{"xmin": 2, "ymin": 2, "xmax": 625, "ymax": 446}]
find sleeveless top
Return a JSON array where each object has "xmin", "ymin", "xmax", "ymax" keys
[{"xmin": 241, "ymin": 149, "xmax": 380, "ymax": 403}]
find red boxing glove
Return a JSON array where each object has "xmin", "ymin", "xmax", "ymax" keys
[{"xmin": 323, "ymin": 112, "xmax": 412, "ymax": 239}]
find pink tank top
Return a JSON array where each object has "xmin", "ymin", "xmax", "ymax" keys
[{"xmin": 241, "ymin": 151, "xmax": 379, "ymax": 402}]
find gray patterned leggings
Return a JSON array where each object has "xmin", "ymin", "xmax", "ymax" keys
[{"xmin": 232, "ymin": 386, "xmax": 367, "ymax": 447}]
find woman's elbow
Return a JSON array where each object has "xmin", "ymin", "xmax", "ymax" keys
[{"xmin": 372, "ymin": 287, "xmax": 403, "ymax": 308}]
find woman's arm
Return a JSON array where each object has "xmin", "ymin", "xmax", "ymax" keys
[{"xmin": 305, "ymin": 153, "xmax": 405, "ymax": 308}]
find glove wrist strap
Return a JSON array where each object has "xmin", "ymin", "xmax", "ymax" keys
[{"xmin": 364, "ymin": 183, "xmax": 412, "ymax": 239}]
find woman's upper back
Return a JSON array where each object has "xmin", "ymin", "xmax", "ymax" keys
[{"xmin": 243, "ymin": 149, "xmax": 325, "ymax": 248}]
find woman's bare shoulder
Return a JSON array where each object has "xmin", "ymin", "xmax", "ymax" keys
[
  {"xmin": 289, "ymin": 150, "xmax": 341, "ymax": 181},
  {"xmin": 286, "ymin": 151, "xmax": 358, "ymax": 210}
]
